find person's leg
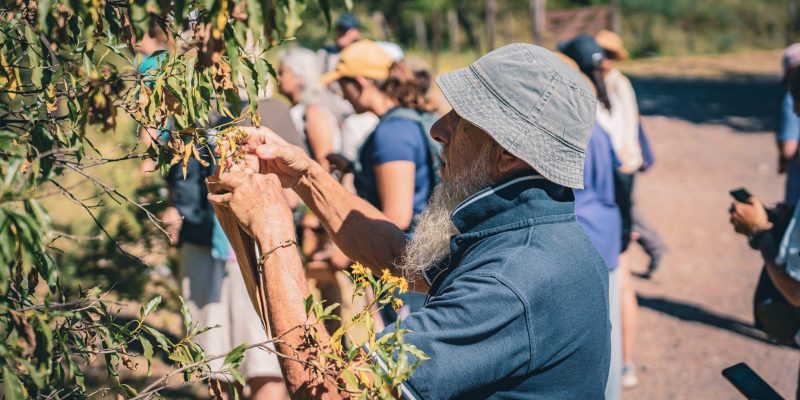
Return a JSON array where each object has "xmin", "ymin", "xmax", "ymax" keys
[
  {"xmin": 613, "ymin": 171, "xmax": 635, "ymax": 254},
  {"xmin": 605, "ymin": 268, "xmax": 622, "ymax": 400},
  {"xmin": 225, "ymin": 260, "xmax": 288, "ymax": 399},
  {"xmin": 619, "ymin": 256, "xmax": 639, "ymax": 389},
  {"xmin": 632, "ymin": 206, "xmax": 668, "ymax": 277}
]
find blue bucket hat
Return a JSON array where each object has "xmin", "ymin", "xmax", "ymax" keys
[{"xmin": 436, "ymin": 43, "xmax": 597, "ymax": 189}]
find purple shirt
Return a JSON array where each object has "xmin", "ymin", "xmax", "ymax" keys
[{"xmin": 575, "ymin": 124, "xmax": 623, "ymax": 270}]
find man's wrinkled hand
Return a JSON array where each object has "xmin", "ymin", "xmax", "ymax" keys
[
  {"xmin": 207, "ymin": 172, "xmax": 294, "ymax": 240},
  {"xmin": 729, "ymin": 196, "xmax": 772, "ymax": 236},
  {"xmin": 221, "ymin": 126, "xmax": 312, "ymax": 189}
]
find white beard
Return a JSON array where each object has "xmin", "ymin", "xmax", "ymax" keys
[{"xmin": 398, "ymin": 145, "xmax": 494, "ymax": 281}]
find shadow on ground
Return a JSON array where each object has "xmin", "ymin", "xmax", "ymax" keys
[
  {"xmin": 630, "ymin": 75, "xmax": 783, "ymax": 133},
  {"xmin": 636, "ymin": 294, "xmax": 790, "ymax": 348}
]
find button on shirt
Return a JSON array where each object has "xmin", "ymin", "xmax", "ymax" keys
[{"xmin": 382, "ymin": 175, "xmax": 611, "ymax": 399}]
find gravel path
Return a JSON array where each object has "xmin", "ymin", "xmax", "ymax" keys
[{"xmin": 623, "ymin": 115, "xmax": 798, "ymax": 399}]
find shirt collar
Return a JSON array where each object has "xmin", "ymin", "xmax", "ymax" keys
[{"xmin": 450, "ymin": 174, "xmax": 575, "ymax": 234}]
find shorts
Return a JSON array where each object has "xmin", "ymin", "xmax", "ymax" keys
[{"xmin": 180, "ymin": 243, "xmax": 283, "ymax": 380}]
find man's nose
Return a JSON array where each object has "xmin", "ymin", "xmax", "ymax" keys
[{"xmin": 430, "ymin": 117, "xmax": 451, "ymax": 145}]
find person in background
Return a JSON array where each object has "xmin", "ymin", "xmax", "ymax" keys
[
  {"xmin": 778, "ymin": 43, "xmax": 800, "ymax": 205},
  {"xmin": 161, "ymin": 103, "xmax": 295, "ymax": 400},
  {"xmin": 595, "ymin": 29, "xmax": 667, "ymax": 281},
  {"xmin": 135, "ymin": 21, "xmax": 169, "ymax": 175},
  {"xmin": 321, "ymin": 40, "xmax": 435, "ymax": 323},
  {"xmin": 558, "ymin": 49, "xmax": 623, "ymax": 400},
  {"xmin": 319, "ymin": 13, "xmax": 363, "ymax": 74},
  {"xmin": 561, "ymin": 33, "xmax": 641, "ymax": 391},
  {"xmin": 278, "ymin": 47, "xmax": 343, "ymax": 170}
]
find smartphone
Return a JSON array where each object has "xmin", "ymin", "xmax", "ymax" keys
[
  {"xmin": 730, "ymin": 187, "xmax": 753, "ymax": 203},
  {"xmin": 721, "ymin": 362, "xmax": 783, "ymax": 400}
]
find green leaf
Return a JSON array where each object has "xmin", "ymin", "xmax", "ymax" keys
[
  {"xmin": 142, "ymin": 325, "xmax": 172, "ymax": 352},
  {"xmin": 342, "ymin": 369, "xmax": 358, "ymax": 388},
  {"xmin": 230, "ymin": 367, "xmax": 246, "ymax": 386},
  {"xmin": 140, "ymin": 337, "xmax": 154, "ymax": 375},
  {"xmin": 223, "ymin": 343, "xmax": 248, "ymax": 367},
  {"xmin": 3, "ymin": 366, "xmax": 26, "ymax": 400},
  {"xmin": 140, "ymin": 296, "xmax": 161, "ymax": 319},
  {"xmin": 179, "ymin": 296, "xmax": 193, "ymax": 334},
  {"xmin": 304, "ymin": 295, "xmax": 314, "ymax": 315},
  {"xmin": 119, "ymin": 383, "xmax": 138, "ymax": 396}
]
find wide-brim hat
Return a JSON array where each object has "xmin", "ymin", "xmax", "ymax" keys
[
  {"xmin": 436, "ymin": 43, "xmax": 597, "ymax": 189},
  {"xmin": 595, "ymin": 29, "xmax": 629, "ymax": 61},
  {"xmin": 321, "ymin": 39, "xmax": 393, "ymax": 84}
]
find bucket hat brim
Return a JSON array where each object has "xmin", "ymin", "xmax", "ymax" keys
[{"xmin": 436, "ymin": 66, "xmax": 586, "ymax": 189}]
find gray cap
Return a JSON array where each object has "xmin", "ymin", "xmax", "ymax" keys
[{"xmin": 436, "ymin": 43, "xmax": 597, "ymax": 189}]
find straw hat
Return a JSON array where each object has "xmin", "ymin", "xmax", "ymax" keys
[{"xmin": 595, "ymin": 29, "xmax": 629, "ymax": 61}]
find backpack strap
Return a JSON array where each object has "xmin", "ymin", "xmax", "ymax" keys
[{"xmin": 381, "ymin": 108, "xmax": 442, "ymax": 195}]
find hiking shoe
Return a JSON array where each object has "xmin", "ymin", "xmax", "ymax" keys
[{"xmin": 622, "ymin": 363, "xmax": 639, "ymax": 389}]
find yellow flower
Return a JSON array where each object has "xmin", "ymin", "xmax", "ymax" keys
[
  {"xmin": 351, "ymin": 262, "xmax": 368, "ymax": 276},
  {"xmin": 392, "ymin": 298, "xmax": 404, "ymax": 311},
  {"xmin": 396, "ymin": 277, "xmax": 409, "ymax": 294},
  {"xmin": 381, "ymin": 268, "xmax": 392, "ymax": 282}
]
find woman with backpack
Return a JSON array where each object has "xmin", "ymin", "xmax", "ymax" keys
[{"xmin": 322, "ymin": 39, "xmax": 436, "ymax": 321}]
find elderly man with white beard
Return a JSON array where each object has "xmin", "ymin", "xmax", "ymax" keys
[{"xmin": 208, "ymin": 43, "xmax": 610, "ymax": 399}]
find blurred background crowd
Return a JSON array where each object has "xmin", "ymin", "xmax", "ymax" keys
[{"xmin": 52, "ymin": 1, "xmax": 800, "ymax": 399}]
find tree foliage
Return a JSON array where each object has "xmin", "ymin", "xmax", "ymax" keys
[{"xmin": 0, "ymin": 0, "xmax": 425, "ymax": 398}]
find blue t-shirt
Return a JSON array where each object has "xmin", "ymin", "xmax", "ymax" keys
[
  {"xmin": 575, "ymin": 124, "xmax": 622, "ymax": 270},
  {"xmin": 355, "ymin": 113, "xmax": 432, "ymax": 219}
]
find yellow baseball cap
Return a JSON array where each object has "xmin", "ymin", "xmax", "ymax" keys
[
  {"xmin": 595, "ymin": 29, "xmax": 629, "ymax": 61},
  {"xmin": 321, "ymin": 40, "xmax": 393, "ymax": 84}
]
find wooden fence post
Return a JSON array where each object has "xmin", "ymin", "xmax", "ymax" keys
[
  {"xmin": 414, "ymin": 13, "xmax": 428, "ymax": 52},
  {"xmin": 447, "ymin": 8, "xmax": 460, "ymax": 54},
  {"xmin": 529, "ymin": 0, "xmax": 546, "ymax": 44},
  {"xmin": 432, "ymin": 9, "xmax": 442, "ymax": 74},
  {"xmin": 486, "ymin": 0, "xmax": 497, "ymax": 51},
  {"xmin": 610, "ymin": 0, "xmax": 622, "ymax": 34}
]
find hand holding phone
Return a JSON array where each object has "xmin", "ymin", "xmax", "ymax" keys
[{"xmin": 730, "ymin": 187, "xmax": 753, "ymax": 203}]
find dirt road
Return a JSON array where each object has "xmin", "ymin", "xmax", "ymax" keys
[{"xmin": 624, "ymin": 114, "xmax": 798, "ymax": 399}]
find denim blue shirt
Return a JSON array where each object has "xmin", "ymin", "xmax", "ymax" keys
[{"xmin": 383, "ymin": 175, "xmax": 611, "ymax": 399}]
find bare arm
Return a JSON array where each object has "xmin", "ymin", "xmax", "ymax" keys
[
  {"xmin": 292, "ymin": 162, "xmax": 427, "ymax": 289},
  {"xmin": 766, "ymin": 261, "xmax": 800, "ymax": 307},
  {"xmin": 305, "ymin": 104, "xmax": 335, "ymax": 171},
  {"xmin": 208, "ymin": 173, "xmax": 343, "ymax": 398},
  {"xmin": 375, "ymin": 161, "xmax": 416, "ymax": 231},
  {"xmin": 241, "ymin": 126, "xmax": 429, "ymax": 292}
]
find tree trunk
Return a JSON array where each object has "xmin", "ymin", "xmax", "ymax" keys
[
  {"xmin": 789, "ymin": 0, "xmax": 798, "ymax": 46},
  {"xmin": 371, "ymin": 11, "xmax": 389, "ymax": 41},
  {"xmin": 432, "ymin": 9, "xmax": 442, "ymax": 74},
  {"xmin": 610, "ymin": 0, "xmax": 622, "ymax": 34},
  {"xmin": 447, "ymin": 8, "xmax": 460, "ymax": 54},
  {"xmin": 529, "ymin": 0, "xmax": 546, "ymax": 44},
  {"xmin": 486, "ymin": 0, "xmax": 497, "ymax": 51},
  {"xmin": 414, "ymin": 13, "xmax": 428, "ymax": 52}
]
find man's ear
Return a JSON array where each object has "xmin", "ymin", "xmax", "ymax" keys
[{"xmin": 496, "ymin": 147, "xmax": 528, "ymax": 175}]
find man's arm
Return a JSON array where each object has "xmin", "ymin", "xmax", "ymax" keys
[
  {"xmin": 766, "ymin": 261, "xmax": 800, "ymax": 307},
  {"xmin": 243, "ymin": 126, "xmax": 428, "ymax": 292},
  {"xmin": 208, "ymin": 172, "xmax": 344, "ymax": 398},
  {"xmin": 292, "ymin": 161, "xmax": 430, "ymax": 290}
]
